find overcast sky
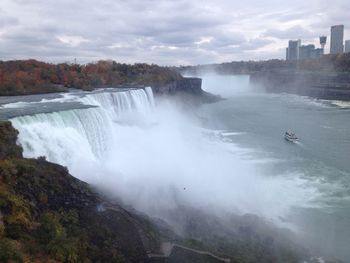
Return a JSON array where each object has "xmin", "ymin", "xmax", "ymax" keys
[{"xmin": 0, "ymin": 0, "xmax": 349, "ymax": 65}]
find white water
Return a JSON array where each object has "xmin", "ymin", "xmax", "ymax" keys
[{"xmin": 11, "ymin": 86, "xmax": 316, "ymax": 227}]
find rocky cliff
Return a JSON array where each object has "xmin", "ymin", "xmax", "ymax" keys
[
  {"xmin": 0, "ymin": 121, "xmax": 163, "ymax": 262},
  {"xmin": 152, "ymin": 78, "xmax": 202, "ymax": 95},
  {"xmin": 250, "ymin": 71, "xmax": 350, "ymax": 101},
  {"xmin": 152, "ymin": 77, "xmax": 221, "ymax": 103}
]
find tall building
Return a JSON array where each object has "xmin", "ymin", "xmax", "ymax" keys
[
  {"xmin": 330, "ymin": 25, "xmax": 344, "ymax": 54},
  {"xmin": 299, "ymin": 44, "xmax": 323, "ymax": 60},
  {"xmin": 345, "ymin": 40, "xmax": 350, "ymax": 53},
  {"xmin": 287, "ymin": 39, "xmax": 301, "ymax": 60},
  {"xmin": 312, "ymin": 48, "xmax": 324, "ymax": 58},
  {"xmin": 299, "ymin": 44, "xmax": 315, "ymax": 59}
]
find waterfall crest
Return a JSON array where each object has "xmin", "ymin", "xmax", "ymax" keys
[{"xmin": 11, "ymin": 87, "xmax": 155, "ymax": 164}]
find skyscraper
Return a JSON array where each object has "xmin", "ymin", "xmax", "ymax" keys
[
  {"xmin": 287, "ymin": 39, "xmax": 301, "ymax": 60},
  {"xmin": 345, "ymin": 40, "xmax": 350, "ymax": 53},
  {"xmin": 299, "ymin": 44, "xmax": 315, "ymax": 59},
  {"xmin": 330, "ymin": 25, "xmax": 344, "ymax": 54}
]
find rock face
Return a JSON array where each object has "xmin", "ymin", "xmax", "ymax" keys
[
  {"xmin": 152, "ymin": 77, "xmax": 220, "ymax": 103},
  {"xmin": 175, "ymin": 78, "xmax": 203, "ymax": 94},
  {"xmin": 152, "ymin": 77, "xmax": 202, "ymax": 95},
  {"xmin": 0, "ymin": 121, "xmax": 23, "ymax": 159},
  {"xmin": 250, "ymin": 71, "xmax": 350, "ymax": 100}
]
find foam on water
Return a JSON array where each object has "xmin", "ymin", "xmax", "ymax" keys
[{"xmin": 329, "ymin": 100, "xmax": 350, "ymax": 109}]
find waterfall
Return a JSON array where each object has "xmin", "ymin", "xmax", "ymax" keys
[
  {"xmin": 9, "ymin": 84, "xmax": 314, "ymax": 224},
  {"xmin": 11, "ymin": 87, "xmax": 155, "ymax": 166}
]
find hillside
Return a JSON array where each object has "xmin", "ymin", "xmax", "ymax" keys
[{"xmin": 0, "ymin": 121, "xmax": 162, "ymax": 262}]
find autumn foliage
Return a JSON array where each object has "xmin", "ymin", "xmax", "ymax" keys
[{"xmin": 0, "ymin": 59, "xmax": 182, "ymax": 96}]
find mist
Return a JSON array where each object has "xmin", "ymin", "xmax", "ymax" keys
[
  {"xmin": 98, "ymin": 101, "xmax": 314, "ymax": 218},
  {"xmin": 201, "ymin": 74, "xmax": 253, "ymax": 98}
]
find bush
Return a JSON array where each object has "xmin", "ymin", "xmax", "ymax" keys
[
  {"xmin": 0, "ymin": 238, "xmax": 23, "ymax": 262},
  {"xmin": 36, "ymin": 212, "xmax": 64, "ymax": 244},
  {"xmin": 0, "ymin": 223, "xmax": 4, "ymax": 237},
  {"xmin": 5, "ymin": 223, "xmax": 23, "ymax": 239},
  {"xmin": 36, "ymin": 212, "xmax": 80, "ymax": 262},
  {"xmin": 47, "ymin": 236, "xmax": 79, "ymax": 263}
]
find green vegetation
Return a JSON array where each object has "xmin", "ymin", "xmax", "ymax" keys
[
  {"xmin": 0, "ymin": 60, "xmax": 182, "ymax": 95},
  {"xmin": 0, "ymin": 238, "xmax": 23, "ymax": 263}
]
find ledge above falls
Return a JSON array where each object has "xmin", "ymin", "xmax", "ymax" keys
[{"xmin": 152, "ymin": 77, "xmax": 221, "ymax": 103}]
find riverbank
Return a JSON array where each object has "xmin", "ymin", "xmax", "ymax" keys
[{"xmin": 250, "ymin": 70, "xmax": 350, "ymax": 101}]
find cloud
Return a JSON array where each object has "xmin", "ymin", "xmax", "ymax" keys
[
  {"xmin": 0, "ymin": 0, "xmax": 349, "ymax": 65},
  {"xmin": 57, "ymin": 35, "xmax": 90, "ymax": 47},
  {"xmin": 263, "ymin": 26, "xmax": 315, "ymax": 40},
  {"xmin": 0, "ymin": 9, "xmax": 18, "ymax": 28}
]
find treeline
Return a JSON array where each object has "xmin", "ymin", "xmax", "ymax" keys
[
  {"xmin": 297, "ymin": 53, "xmax": 350, "ymax": 72},
  {"xmin": 0, "ymin": 59, "xmax": 182, "ymax": 96},
  {"xmin": 179, "ymin": 53, "xmax": 350, "ymax": 75}
]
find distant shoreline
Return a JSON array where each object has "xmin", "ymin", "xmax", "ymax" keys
[
  {"xmin": 250, "ymin": 70, "xmax": 350, "ymax": 101},
  {"xmin": 178, "ymin": 53, "xmax": 350, "ymax": 102}
]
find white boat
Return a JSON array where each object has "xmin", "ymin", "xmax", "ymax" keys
[{"xmin": 284, "ymin": 131, "xmax": 298, "ymax": 142}]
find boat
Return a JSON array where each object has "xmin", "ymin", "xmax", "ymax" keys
[{"xmin": 284, "ymin": 131, "xmax": 298, "ymax": 142}]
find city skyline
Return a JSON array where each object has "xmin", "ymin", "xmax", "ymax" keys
[
  {"xmin": 286, "ymin": 24, "xmax": 350, "ymax": 60},
  {"xmin": 0, "ymin": 0, "xmax": 350, "ymax": 65}
]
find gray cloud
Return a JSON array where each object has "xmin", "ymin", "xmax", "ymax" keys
[
  {"xmin": 263, "ymin": 26, "xmax": 315, "ymax": 40},
  {"xmin": 0, "ymin": 0, "xmax": 349, "ymax": 65},
  {"xmin": 0, "ymin": 9, "xmax": 19, "ymax": 28}
]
